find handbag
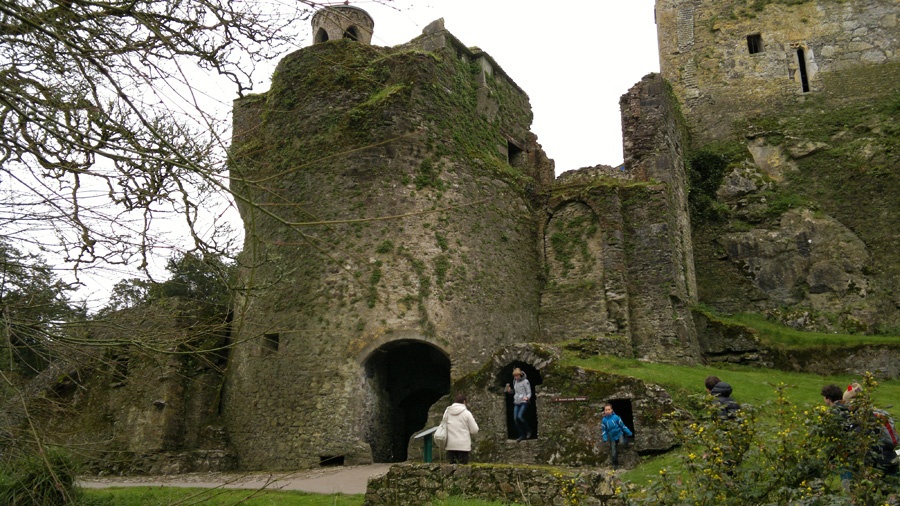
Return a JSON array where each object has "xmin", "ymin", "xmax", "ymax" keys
[{"xmin": 434, "ymin": 421, "xmax": 448, "ymax": 443}]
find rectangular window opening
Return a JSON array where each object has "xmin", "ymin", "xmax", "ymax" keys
[
  {"xmin": 263, "ymin": 333, "xmax": 280, "ymax": 354},
  {"xmin": 747, "ymin": 33, "xmax": 764, "ymax": 54}
]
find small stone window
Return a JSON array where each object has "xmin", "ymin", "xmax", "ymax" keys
[
  {"xmin": 262, "ymin": 333, "xmax": 280, "ymax": 355},
  {"xmin": 797, "ymin": 47, "xmax": 811, "ymax": 93},
  {"xmin": 343, "ymin": 26, "xmax": 360, "ymax": 41},
  {"xmin": 314, "ymin": 28, "xmax": 329, "ymax": 44},
  {"xmin": 747, "ymin": 33, "xmax": 764, "ymax": 54}
]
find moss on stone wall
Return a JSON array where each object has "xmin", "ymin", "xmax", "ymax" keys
[{"xmin": 693, "ymin": 85, "xmax": 900, "ymax": 332}]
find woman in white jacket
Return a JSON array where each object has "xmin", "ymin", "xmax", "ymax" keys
[{"xmin": 441, "ymin": 393, "xmax": 479, "ymax": 464}]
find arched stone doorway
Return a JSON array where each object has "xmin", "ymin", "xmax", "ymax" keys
[
  {"xmin": 498, "ymin": 361, "xmax": 543, "ymax": 440},
  {"xmin": 363, "ymin": 339, "xmax": 450, "ymax": 462}
]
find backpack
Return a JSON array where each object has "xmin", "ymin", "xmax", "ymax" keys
[{"xmin": 873, "ymin": 408, "xmax": 898, "ymax": 448}]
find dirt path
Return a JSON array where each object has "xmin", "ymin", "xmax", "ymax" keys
[{"xmin": 79, "ymin": 463, "xmax": 393, "ymax": 495}]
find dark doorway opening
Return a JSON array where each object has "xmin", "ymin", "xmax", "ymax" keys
[
  {"xmin": 319, "ymin": 455, "xmax": 344, "ymax": 467},
  {"xmin": 797, "ymin": 48, "xmax": 810, "ymax": 93},
  {"xmin": 314, "ymin": 28, "xmax": 329, "ymax": 44},
  {"xmin": 262, "ymin": 333, "xmax": 279, "ymax": 355},
  {"xmin": 498, "ymin": 362, "xmax": 543, "ymax": 440},
  {"xmin": 608, "ymin": 399, "xmax": 635, "ymax": 438},
  {"xmin": 364, "ymin": 340, "xmax": 450, "ymax": 462},
  {"xmin": 507, "ymin": 140, "xmax": 524, "ymax": 166}
]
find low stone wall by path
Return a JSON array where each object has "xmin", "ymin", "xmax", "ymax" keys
[{"xmin": 364, "ymin": 463, "xmax": 622, "ymax": 506}]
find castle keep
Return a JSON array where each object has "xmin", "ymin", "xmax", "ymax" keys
[{"xmin": 223, "ymin": 7, "xmax": 699, "ymax": 468}]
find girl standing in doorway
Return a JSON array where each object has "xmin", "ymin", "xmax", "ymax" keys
[{"xmin": 506, "ymin": 368, "xmax": 531, "ymax": 441}]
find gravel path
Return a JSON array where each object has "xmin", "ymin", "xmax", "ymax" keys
[{"xmin": 79, "ymin": 463, "xmax": 393, "ymax": 495}]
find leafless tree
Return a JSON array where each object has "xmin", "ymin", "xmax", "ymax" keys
[
  {"xmin": 0, "ymin": 0, "xmax": 399, "ymax": 490},
  {"xmin": 0, "ymin": 0, "xmax": 338, "ymax": 287}
]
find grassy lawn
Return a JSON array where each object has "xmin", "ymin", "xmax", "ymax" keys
[
  {"xmin": 81, "ymin": 487, "xmax": 363, "ymax": 505},
  {"xmin": 566, "ymin": 353, "xmax": 900, "ymax": 409},
  {"xmin": 565, "ymin": 349, "xmax": 900, "ymax": 486},
  {"xmin": 81, "ymin": 487, "xmax": 506, "ymax": 505}
]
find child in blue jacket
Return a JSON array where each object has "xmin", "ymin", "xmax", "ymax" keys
[{"xmin": 601, "ymin": 403, "xmax": 633, "ymax": 469}]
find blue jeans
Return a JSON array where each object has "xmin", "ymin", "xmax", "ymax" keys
[
  {"xmin": 608, "ymin": 436, "xmax": 623, "ymax": 466},
  {"xmin": 513, "ymin": 402, "xmax": 531, "ymax": 438}
]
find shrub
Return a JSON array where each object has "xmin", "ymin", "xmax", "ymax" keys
[
  {"xmin": 624, "ymin": 375, "xmax": 900, "ymax": 505},
  {"xmin": 0, "ymin": 447, "xmax": 81, "ymax": 505}
]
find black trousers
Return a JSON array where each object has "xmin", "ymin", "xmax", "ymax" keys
[{"xmin": 447, "ymin": 450, "xmax": 470, "ymax": 464}]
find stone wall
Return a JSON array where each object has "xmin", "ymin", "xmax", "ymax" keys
[
  {"xmin": 655, "ymin": 0, "xmax": 900, "ymax": 143},
  {"xmin": 415, "ymin": 344, "xmax": 677, "ymax": 469},
  {"xmin": 20, "ymin": 299, "xmax": 234, "ymax": 475},
  {"xmin": 538, "ymin": 73, "xmax": 701, "ymax": 364},
  {"xmin": 364, "ymin": 463, "xmax": 621, "ymax": 506},
  {"xmin": 222, "ymin": 12, "xmax": 703, "ymax": 468}
]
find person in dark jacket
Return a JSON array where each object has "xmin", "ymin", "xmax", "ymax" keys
[
  {"xmin": 704, "ymin": 377, "xmax": 742, "ymax": 474},
  {"xmin": 842, "ymin": 383, "xmax": 899, "ymax": 477},
  {"xmin": 821, "ymin": 383, "xmax": 854, "ymax": 488},
  {"xmin": 707, "ymin": 381, "xmax": 741, "ymax": 419}
]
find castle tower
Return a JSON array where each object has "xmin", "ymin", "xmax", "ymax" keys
[
  {"xmin": 311, "ymin": 6, "xmax": 374, "ymax": 45},
  {"xmin": 224, "ymin": 17, "xmax": 551, "ymax": 469}
]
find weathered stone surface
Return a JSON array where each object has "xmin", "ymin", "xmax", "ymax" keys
[
  {"xmin": 415, "ymin": 344, "xmax": 677, "ymax": 469},
  {"xmin": 656, "ymin": 0, "xmax": 900, "ymax": 143},
  {"xmin": 718, "ymin": 208, "xmax": 871, "ymax": 316},
  {"xmin": 15, "ymin": 299, "xmax": 235, "ymax": 474},
  {"xmin": 364, "ymin": 463, "xmax": 622, "ymax": 506},
  {"xmin": 693, "ymin": 310, "xmax": 765, "ymax": 366}
]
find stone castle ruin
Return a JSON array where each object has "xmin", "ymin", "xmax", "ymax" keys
[
  {"xmin": 4, "ymin": 0, "xmax": 899, "ymax": 474},
  {"xmin": 223, "ymin": 5, "xmax": 699, "ymax": 468}
]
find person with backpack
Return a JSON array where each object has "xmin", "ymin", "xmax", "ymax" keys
[
  {"xmin": 705, "ymin": 376, "xmax": 740, "ymax": 420},
  {"xmin": 843, "ymin": 383, "xmax": 899, "ymax": 476},
  {"xmin": 600, "ymin": 403, "xmax": 633, "ymax": 469}
]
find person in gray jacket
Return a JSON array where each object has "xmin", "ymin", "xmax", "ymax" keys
[
  {"xmin": 441, "ymin": 393, "xmax": 479, "ymax": 464},
  {"xmin": 505, "ymin": 368, "xmax": 532, "ymax": 441}
]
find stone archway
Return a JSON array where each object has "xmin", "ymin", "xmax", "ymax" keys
[
  {"xmin": 363, "ymin": 339, "xmax": 450, "ymax": 462},
  {"xmin": 498, "ymin": 361, "xmax": 543, "ymax": 440}
]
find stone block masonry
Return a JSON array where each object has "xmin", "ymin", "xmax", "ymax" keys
[{"xmin": 364, "ymin": 463, "xmax": 620, "ymax": 506}]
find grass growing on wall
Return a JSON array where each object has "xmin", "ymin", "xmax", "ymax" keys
[
  {"xmin": 724, "ymin": 312, "xmax": 900, "ymax": 348},
  {"xmin": 566, "ymin": 353, "xmax": 900, "ymax": 408}
]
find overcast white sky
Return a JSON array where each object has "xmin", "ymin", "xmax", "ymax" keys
[{"xmin": 296, "ymin": 0, "xmax": 662, "ymax": 174}]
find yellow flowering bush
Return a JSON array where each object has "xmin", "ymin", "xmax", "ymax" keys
[{"xmin": 623, "ymin": 374, "xmax": 900, "ymax": 505}]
